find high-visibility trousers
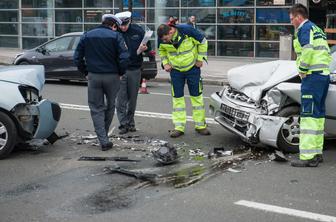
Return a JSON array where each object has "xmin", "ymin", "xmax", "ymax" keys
[
  {"xmin": 170, "ymin": 66, "xmax": 206, "ymax": 132},
  {"xmin": 299, "ymin": 72, "xmax": 330, "ymax": 160}
]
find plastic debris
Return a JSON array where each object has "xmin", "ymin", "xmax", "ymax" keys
[
  {"xmin": 152, "ymin": 143, "xmax": 178, "ymax": 165},
  {"xmin": 268, "ymin": 150, "xmax": 288, "ymax": 162}
]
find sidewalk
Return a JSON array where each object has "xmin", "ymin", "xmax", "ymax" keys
[{"xmin": 0, "ymin": 47, "xmax": 272, "ymax": 85}]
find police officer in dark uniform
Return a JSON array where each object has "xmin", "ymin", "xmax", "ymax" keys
[
  {"xmin": 115, "ymin": 11, "xmax": 151, "ymax": 134},
  {"xmin": 74, "ymin": 14, "xmax": 129, "ymax": 151}
]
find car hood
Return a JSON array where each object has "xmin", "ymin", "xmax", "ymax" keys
[
  {"xmin": 0, "ymin": 65, "xmax": 45, "ymax": 91},
  {"xmin": 227, "ymin": 60, "xmax": 298, "ymax": 102}
]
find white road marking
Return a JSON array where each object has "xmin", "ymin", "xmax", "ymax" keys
[
  {"xmin": 60, "ymin": 103, "xmax": 218, "ymax": 125},
  {"xmin": 235, "ymin": 200, "xmax": 336, "ymax": 222},
  {"xmin": 142, "ymin": 92, "xmax": 210, "ymax": 99}
]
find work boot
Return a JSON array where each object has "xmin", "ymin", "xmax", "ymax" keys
[
  {"xmin": 290, "ymin": 155, "xmax": 320, "ymax": 167},
  {"xmin": 316, "ymin": 154, "xmax": 324, "ymax": 163},
  {"xmin": 169, "ymin": 129, "xmax": 184, "ymax": 138},
  {"xmin": 195, "ymin": 128, "xmax": 211, "ymax": 136},
  {"xmin": 128, "ymin": 126, "xmax": 136, "ymax": 132},
  {"xmin": 119, "ymin": 126, "xmax": 128, "ymax": 135},
  {"xmin": 101, "ymin": 141, "xmax": 113, "ymax": 151}
]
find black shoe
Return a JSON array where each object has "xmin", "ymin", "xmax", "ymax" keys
[
  {"xmin": 119, "ymin": 126, "xmax": 128, "ymax": 135},
  {"xmin": 316, "ymin": 154, "xmax": 324, "ymax": 163},
  {"xmin": 101, "ymin": 142, "xmax": 113, "ymax": 151},
  {"xmin": 291, "ymin": 155, "xmax": 320, "ymax": 167},
  {"xmin": 128, "ymin": 126, "xmax": 136, "ymax": 132},
  {"xmin": 195, "ymin": 128, "xmax": 211, "ymax": 136}
]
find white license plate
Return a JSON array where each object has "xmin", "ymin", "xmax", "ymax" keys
[{"xmin": 143, "ymin": 57, "xmax": 149, "ymax": 62}]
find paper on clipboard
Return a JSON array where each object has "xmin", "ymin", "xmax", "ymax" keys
[{"xmin": 137, "ymin": 30, "xmax": 153, "ymax": 55}]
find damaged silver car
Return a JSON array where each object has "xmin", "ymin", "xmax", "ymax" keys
[
  {"xmin": 209, "ymin": 52, "xmax": 336, "ymax": 153},
  {"xmin": 0, "ymin": 65, "xmax": 61, "ymax": 159}
]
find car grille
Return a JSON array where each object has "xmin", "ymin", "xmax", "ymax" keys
[
  {"xmin": 220, "ymin": 103, "xmax": 250, "ymax": 123},
  {"xmin": 225, "ymin": 87, "xmax": 254, "ymax": 104}
]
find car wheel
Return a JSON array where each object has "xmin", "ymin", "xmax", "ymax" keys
[
  {"xmin": 276, "ymin": 106, "xmax": 300, "ymax": 153},
  {"xmin": 0, "ymin": 111, "xmax": 18, "ymax": 159},
  {"xmin": 18, "ymin": 61, "xmax": 30, "ymax": 65}
]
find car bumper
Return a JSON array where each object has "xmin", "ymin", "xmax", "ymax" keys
[{"xmin": 209, "ymin": 87, "xmax": 288, "ymax": 148}]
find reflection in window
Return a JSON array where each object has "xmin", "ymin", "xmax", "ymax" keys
[
  {"xmin": 208, "ymin": 41, "xmax": 215, "ymax": 56},
  {"xmin": 22, "ymin": 0, "xmax": 53, "ymax": 8},
  {"xmin": 150, "ymin": 9, "xmax": 179, "ymax": 24},
  {"xmin": 85, "ymin": 9, "xmax": 113, "ymax": 23},
  {"xmin": 0, "ymin": 36, "xmax": 18, "ymax": 47},
  {"xmin": 256, "ymin": 25, "xmax": 293, "ymax": 41},
  {"xmin": 181, "ymin": 0, "xmax": 215, "ymax": 7},
  {"xmin": 0, "ymin": 0, "xmax": 18, "ymax": 9},
  {"xmin": 85, "ymin": 24, "xmax": 100, "ymax": 31},
  {"xmin": 0, "ymin": 11, "xmax": 18, "ymax": 22},
  {"xmin": 218, "ymin": 0, "xmax": 253, "ymax": 6},
  {"xmin": 256, "ymin": 0, "xmax": 294, "ymax": 6},
  {"xmin": 115, "ymin": 0, "xmax": 145, "ymax": 8},
  {"xmin": 198, "ymin": 25, "xmax": 216, "ymax": 40},
  {"xmin": 84, "ymin": 0, "xmax": 112, "ymax": 8},
  {"xmin": 181, "ymin": 9, "xmax": 216, "ymax": 23},
  {"xmin": 256, "ymin": 8, "xmax": 290, "ymax": 23},
  {"xmin": 22, "ymin": 23, "xmax": 53, "ymax": 36},
  {"xmin": 218, "ymin": 42, "xmax": 254, "ymax": 57},
  {"xmin": 256, "ymin": 42, "xmax": 279, "ymax": 58},
  {"xmin": 218, "ymin": 25, "xmax": 253, "ymax": 40},
  {"xmin": 71, "ymin": 36, "xmax": 80, "ymax": 50},
  {"xmin": 44, "ymin": 36, "xmax": 72, "ymax": 52},
  {"xmin": 56, "ymin": 10, "xmax": 82, "ymax": 23},
  {"xmin": 22, "ymin": 9, "xmax": 53, "ymax": 22},
  {"xmin": 55, "ymin": 0, "xmax": 82, "ymax": 8},
  {"xmin": 0, "ymin": 23, "xmax": 18, "ymax": 35},
  {"xmin": 22, "ymin": 37, "xmax": 48, "ymax": 49},
  {"xmin": 56, "ymin": 24, "xmax": 82, "ymax": 36},
  {"xmin": 154, "ymin": 0, "xmax": 179, "ymax": 7},
  {"xmin": 218, "ymin": 8, "xmax": 254, "ymax": 23}
]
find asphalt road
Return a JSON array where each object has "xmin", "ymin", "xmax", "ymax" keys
[{"xmin": 0, "ymin": 81, "xmax": 336, "ymax": 222}]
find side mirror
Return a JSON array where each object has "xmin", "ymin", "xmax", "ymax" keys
[{"xmin": 37, "ymin": 47, "xmax": 47, "ymax": 55}]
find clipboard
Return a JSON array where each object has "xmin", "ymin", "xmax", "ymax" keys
[{"xmin": 137, "ymin": 30, "xmax": 153, "ymax": 55}]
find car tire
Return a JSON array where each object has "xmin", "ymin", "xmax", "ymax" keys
[
  {"xmin": 276, "ymin": 106, "xmax": 300, "ymax": 153},
  {"xmin": 0, "ymin": 111, "xmax": 18, "ymax": 159},
  {"xmin": 18, "ymin": 61, "xmax": 30, "ymax": 65}
]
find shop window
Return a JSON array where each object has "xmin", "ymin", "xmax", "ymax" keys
[
  {"xmin": 218, "ymin": 25, "xmax": 253, "ymax": 40},
  {"xmin": 256, "ymin": 25, "xmax": 293, "ymax": 41},
  {"xmin": 218, "ymin": 0, "xmax": 254, "ymax": 6},
  {"xmin": 55, "ymin": 24, "xmax": 83, "ymax": 36},
  {"xmin": 22, "ymin": 37, "xmax": 48, "ymax": 49},
  {"xmin": 84, "ymin": 0, "xmax": 113, "ymax": 8},
  {"xmin": 55, "ymin": 0, "xmax": 82, "ymax": 8},
  {"xmin": 256, "ymin": 0, "xmax": 295, "ymax": 6},
  {"xmin": 0, "ymin": 23, "xmax": 18, "ymax": 35},
  {"xmin": 218, "ymin": 41, "xmax": 254, "ymax": 57},
  {"xmin": 56, "ymin": 10, "xmax": 82, "ymax": 23},
  {"xmin": 182, "ymin": 0, "xmax": 215, "ymax": 7},
  {"xmin": 0, "ymin": 11, "xmax": 18, "ymax": 22},
  {"xmin": 256, "ymin": 8, "xmax": 290, "ymax": 23},
  {"xmin": 22, "ymin": 0, "xmax": 53, "ymax": 8},
  {"xmin": 181, "ymin": 8, "xmax": 216, "ymax": 23},
  {"xmin": 218, "ymin": 8, "xmax": 254, "ymax": 23},
  {"xmin": 256, "ymin": 42, "xmax": 279, "ymax": 57},
  {"xmin": 0, "ymin": 0, "xmax": 18, "ymax": 9},
  {"xmin": 0, "ymin": 36, "xmax": 18, "ymax": 47}
]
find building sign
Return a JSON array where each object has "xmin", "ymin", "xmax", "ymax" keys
[{"xmin": 274, "ymin": 0, "xmax": 285, "ymax": 5}]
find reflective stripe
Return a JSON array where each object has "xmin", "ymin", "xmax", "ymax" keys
[
  {"xmin": 161, "ymin": 56, "xmax": 167, "ymax": 60},
  {"xmin": 192, "ymin": 106, "xmax": 204, "ymax": 110},
  {"xmin": 173, "ymin": 108, "xmax": 186, "ymax": 112},
  {"xmin": 310, "ymin": 64, "xmax": 330, "ymax": 69},
  {"xmin": 172, "ymin": 58, "xmax": 196, "ymax": 69},
  {"xmin": 314, "ymin": 45, "xmax": 329, "ymax": 51},
  {"xmin": 300, "ymin": 61, "xmax": 309, "ymax": 68},
  {"xmin": 303, "ymin": 44, "xmax": 313, "ymax": 49},
  {"xmin": 175, "ymin": 122, "xmax": 185, "ymax": 127},
  {"xmin": 201, "ymin": 38, "xmax": 207, "ymax": 44},
  {"xmin": 299, "ymin": 149, "xmax": 323, "ymax": 154},
  {"xmin": 300, "ymin": 129, "xmax": 324, "ymax": 135},
  {"xmin": 195, "ymin": 122, "xmax": 205, "ymax": 126},
  {"xmin": 169, "ymin": 46, "xmax": 195, "ymax": 56},
  {"xmin": 198, "ymin": 52, "xmax": 207, "ymax": 56}
]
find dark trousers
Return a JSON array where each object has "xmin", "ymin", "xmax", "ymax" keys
[{"xmin": 88, "ymin": 73, "xmax": 120, "ymax": 145}]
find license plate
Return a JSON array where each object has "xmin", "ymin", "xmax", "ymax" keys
[
  {"xmin": 143, "ymin": 57, "xmax": 149, "ymax": 62},
  {"xmin": 220, "ymin": 103, "xmax": 249, "ymax": 121}
]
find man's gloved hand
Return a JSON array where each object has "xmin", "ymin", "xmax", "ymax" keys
[
  {"xmin": 164, "ymin": 64, "xmax": 172, "ymax": 72},
  {"xmin": 195, "ymin": 60, "xmax": 203, "ymax": 68},
  {"xmin": 299, "ymin": 72, "xmax": 307, "ymax": 79}
]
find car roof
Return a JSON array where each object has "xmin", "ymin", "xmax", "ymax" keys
[{"xmin": 61, "ymin": 32, "xmax": 83, "ymax": 37}]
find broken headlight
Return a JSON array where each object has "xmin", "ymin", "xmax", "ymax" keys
[{"xmin": 19, "ymin": 85, "xmax": 40, "ymax": 103}]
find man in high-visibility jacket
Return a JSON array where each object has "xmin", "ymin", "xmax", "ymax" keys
[
  {"xmin": 157, "ymin": 23, "xmax": 211, "ymax": 138},
  {"xmin": 289, "ymin": 4, "xmax": 331, "ymax": 167}
]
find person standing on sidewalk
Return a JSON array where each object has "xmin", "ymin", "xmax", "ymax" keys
[
  {"xmin": 74, "ymin": 14, "xmax": 129, "ymax": 151},
  {"xmin": 157, "ymin": 23, "xmax": 210, "ymax": 138},
  {"xmin": 289, "ymin": 4, "xmax": 331, "ymax": 167},
  {"xmin": 115, "ymin": 11, "xmax": 150, "ymax": 135},
  {"xmin": 187, "ymin": 15, "xmax": 197, "ymax": 29}
]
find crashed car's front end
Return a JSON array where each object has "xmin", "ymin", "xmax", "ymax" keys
[
  {"xmin": 0, "ymin": 65, "xmax": 61, "ymax": 158},
  {"xmin": 209, "ymin": 60, "xmax": 301, "ymax": 150}
]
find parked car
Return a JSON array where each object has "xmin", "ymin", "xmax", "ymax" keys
[
  {"xmin": 209, "ymin": 52, "xmax": 336, "ymax": 153},
  {"xmin": 13, "ymin": 32, "xmax": 157, "ymax": 81},
  {"xmin": 0, "ymin": 65, "xmax": 61, "ymax": 159}
]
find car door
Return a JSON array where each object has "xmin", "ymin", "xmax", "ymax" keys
[
  {"xmin": 66, "ymin": 35, "xmax": 85, "ymax": 80},
  {"xmin": 37, "ymin": 36, "xmax": 73, "ymax": 79}
]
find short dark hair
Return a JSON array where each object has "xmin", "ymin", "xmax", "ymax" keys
[
  {"xmin": 102, "ymin": 20, "xmax": 117, "ymax": 27},
  {"xmin": 157, "ymin": 24, "xmax": 171, "ymax": 39},
  {"xmin": 289, "ymin": 3, "xmax": 309, "ymax": 19}
]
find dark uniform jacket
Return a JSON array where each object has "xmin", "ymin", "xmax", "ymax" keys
[
  {"xmin": 119, "ymin": 24, "xmax": 151, "ymax": 70},
  {"xmin": 74, "ymin": 25, "xmax": 129, "ymax": 75}
]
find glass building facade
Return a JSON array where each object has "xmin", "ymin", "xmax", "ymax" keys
[{"xmin": 0, "ymin": 0, "xmax": 295, "ymax": 58}]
